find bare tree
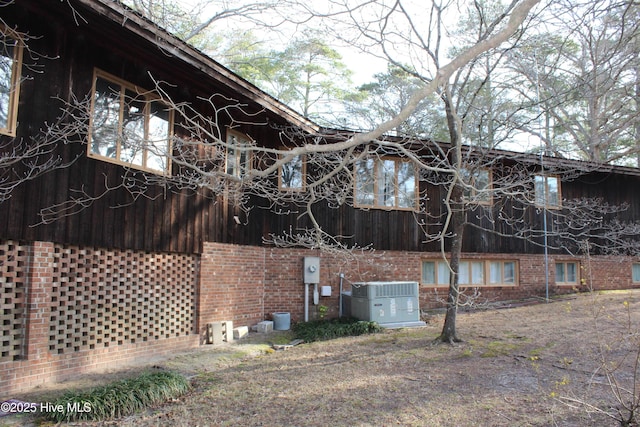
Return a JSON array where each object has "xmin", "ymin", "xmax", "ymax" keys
[
  {"xmin": 270, "ymin": 0, "xmax": 543, "ymax": 343},
  {"xmin": 31, "ymin": 0, "xmax": 640, "ymax": 349},
  {"xmin": 30, "ymin": 0, "xmax": 543, "ymax": 346},
  {"xmin": 122, "ymin": 0, "xmax": 280, "ymax": 46}
]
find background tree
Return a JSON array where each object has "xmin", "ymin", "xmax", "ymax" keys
[
  {"xmin": 122, "ymin": 0, "xmax": 278, "ymax": 49},
  {"xmin": 255, "ymin": 30, "xmax": 357, "ymax": 124},
  {"xmin": 348, "ymin": 64, "xmax": 448, "ymax": 138},
  {"xmin": 508, "ymin": 0, "xmax": 640, "ymax": 164}
]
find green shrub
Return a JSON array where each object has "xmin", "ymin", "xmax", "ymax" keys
[
  {"xmin": 45, "ymin": 370, "xmax": 190, "ymax": 422},
  {"xmin": 292, "ymin": 317, "xmax": 382, "ymax": 343}
]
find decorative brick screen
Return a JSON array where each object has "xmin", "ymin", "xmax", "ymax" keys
[
  {"xmin": 48, "ymin": 246, "xmax": 197, "ymax": 354},
  {"xmin": 0, "ymin": 241, "xmax": 29, "ymax": 361}
]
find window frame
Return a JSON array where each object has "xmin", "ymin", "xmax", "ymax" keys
[
  {"xmin": 225, "ymin": 129, "xmax": 253, "ymax": 179},
  {"xmin": 278, "ymin": 151, "xmax": 306, "ymax": 191},
  {"xmin": 633, "ymin": 263, "xmax": 640, "ymax": 283},
  {"xmin": 87, "ymin": 69, "xmax": 174, "ymax": 174},
  {"xmin": 0, "ymin": 25, "xmax": 24, "ymax": 137},
  {"xmin": 354, "ymin": 156, "xmax": 418, "ymax": 211},
  {"xmin": 534, "ymin": 174, "xmax": 561, "ymax": 209},
  {"xmin": 421, "ymin": 259, "xmax": 518, "ymax": 287},
  {"xmin": 488, "ymin": 260, "xmax": 517, "ymax": 286},
  {"xmin": 555, "ymin": 261, "xmax": 579, "ymax": 286},
  {"xmin": 461, "ymin": 168, "xmax": 492, "ymax": 205}
]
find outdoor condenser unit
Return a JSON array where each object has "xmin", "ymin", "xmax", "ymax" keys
[{"xmin": 350, "ymin": 281, "xmax": 426, "ymax": 328}]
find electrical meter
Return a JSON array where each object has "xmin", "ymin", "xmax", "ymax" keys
[{"xmin": 303, "ymin": 256, "xmax": 320, "ymax": 283}]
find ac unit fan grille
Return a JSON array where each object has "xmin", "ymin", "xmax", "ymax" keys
[{"xmin": 351, "ymin": 282, "xmax": 417, "ymax": 298}]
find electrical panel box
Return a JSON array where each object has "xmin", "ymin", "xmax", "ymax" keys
[{"xmin": 303, "ymin": 256, "xmax": 320, "ymax": 283}]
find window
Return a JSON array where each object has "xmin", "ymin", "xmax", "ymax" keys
[
  {"xmin": 354, "ymin": 157, "xmax": 417, "ymax": 210},
  {"xmin": 422, "ymin": 260, "xmax": 451, "ymax": 286},
  {"xmin": 279, "ymin": 152, "xmax": 305, "ymax": 191},
  {"xmin": 459, "ymin": 261, "xmax": 485, "ymax": 285},
  {"xmin": 555, "ymin": 261, "xmax": 578, "ymax": 285},
  {"xmin": 633, "ymin": 263, "xmax": 640, "ymax": 283},
  {"xmin": 489, "ymin": 261, "xmax": 516, "ymax": 285},
  {"xmin": 461, "ymin": 168, "xmax": 492, "ymax": 204},
  {"xmin": 0, "ymin": 26, "xmax": 23, "ymax": 136},
  {"xmin": 225, "ymin": 130, "xmax": 252, "ymax": 178},
  {"xmin": 88, "ymin": 70, "xmax": 173, "ymax": 174},
  {"xmin": 535, "ymin": 175, "xmax": 561, "ymax": 208},
  {"xmin": 422, "ymin": 259, "xmax": 518, "ymax": 287}
]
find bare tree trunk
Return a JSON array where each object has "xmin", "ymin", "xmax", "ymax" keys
[
  {"xmin": 439, "ymin": 198, "xmax": 465, "ymax": 343},
  {"xmin": 438, "ymin": 93, "xmax": 465, "ymax": 343}
]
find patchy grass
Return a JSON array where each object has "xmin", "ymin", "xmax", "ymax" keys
[
  {"xmin": 480, "ymin": 340, "xmax": 521, "ymax": 357},
  {"xmin": 9, "ymin": 290, "xmax": 640, "ymax": 427}
]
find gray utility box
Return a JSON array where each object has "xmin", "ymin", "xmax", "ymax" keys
[
  {"xmin": 350, "ymin": 281, "xmax": 423, "ymax": 327},
  {"xmin": 303, "ymin": 256, "xmax": 320, "ymax": 283}
]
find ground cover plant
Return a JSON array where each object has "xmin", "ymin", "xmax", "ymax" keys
[
  {"xmin": 43, "ymin": 371, "xmax": 190, "ymax": 423},
  {"xmin": 291, "ymin": 317, "xmax": 382, "ymax": 342},
  {"xmin": 8, "ymin": 290, "xmax": 640, "ymax": 426}
]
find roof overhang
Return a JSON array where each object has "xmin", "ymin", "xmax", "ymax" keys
[{"xmin": 73, "ymin": 0, "xmax": 319, "ymax": 133}]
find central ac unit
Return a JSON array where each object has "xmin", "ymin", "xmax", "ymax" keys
[{"xmin": 350, "ymin": 281, "xmax": 425, "ymax": 328}]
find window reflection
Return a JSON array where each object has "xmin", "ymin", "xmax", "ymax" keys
[
  {"xmin": 461, "ymin": 168, "xmax": 491, "ymax": 204},
  {"xmin": 225, "ymin": 132, "xmax": 252, "ymax": 178},
  {"xmin": 535, "ymin": 175, "xmax": 561, "ymax": 208},
  {"xmin": 91, "ymin": 78, "xmax": 120, "ymax": 159},
  {"xmin": 355, "ymin": 157, "xmax": 416, "ymax": 209},
  {"xmin": 355, "ymin": 158, "xmax": 375, "ymax": 206},
  {"xmin": 0, "ymin": 28, "xmax": 23, "ymax": 135},
  {"xmin": 89, "ymin": 70, "xmax": 172, "ymax": 174},
  {"xmin": 280, "ymin": 154, "xmax": 304, "ymax": 190}
]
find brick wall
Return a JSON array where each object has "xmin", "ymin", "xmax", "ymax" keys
[
  {"xmin": 3, "ymin": 239, "xmax": 639, "ymax": 395},
  {"xmin": 198, "ymin": 242, "xmax": 265, "ymax": 336},
  {"xmin": 1, "ymin": 241, "xmax": 199, "ymax": 397},
  {"xmin": 263, "ymin": 249, "xmax": 640, "ymax": 319}
]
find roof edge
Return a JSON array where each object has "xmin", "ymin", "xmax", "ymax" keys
[{"xmin": 74, "ymin": 0, "xmax": 319, "ymax": 132}]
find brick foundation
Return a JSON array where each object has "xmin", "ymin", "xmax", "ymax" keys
[{"xmin": 2, "ymin": 239, "xmax": 639, "ymax": 395}]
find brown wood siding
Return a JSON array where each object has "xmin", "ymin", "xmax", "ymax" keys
[{"xmin": 2, "ymin": 1, "xmax": 640, "ymax": 256}]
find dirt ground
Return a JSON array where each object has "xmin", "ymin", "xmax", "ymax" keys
[{"xmin": 5, "ymin": 290, "xmax": 640, "ymax": 426}]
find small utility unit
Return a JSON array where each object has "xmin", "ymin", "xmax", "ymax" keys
[{"xmin": 350, "ymin": 281, "xmax": 425, "ymax": 328}]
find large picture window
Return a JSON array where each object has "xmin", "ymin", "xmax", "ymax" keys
[
  {"xmin": 88, "ymin": 70, "xmax": 173, "ymax": 174},
  {"xmin": 354, "ymin": 157, "xmax": 417, "ymax": 210},
  {"xmin": 535, "ymin": 175, "xmax": 561, "ymax": 208},
  {"xmin": 422, "ymin": 259, "xmax": 518, "ymax": 287},
  {"xmin": 0, "ymin": 26, "xmax": 23, "ymax": 136}
]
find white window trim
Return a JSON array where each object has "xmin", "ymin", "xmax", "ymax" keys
[
  {"xmin": 632, "ymin": 263, "xmax": 640, "ymax": 283},
  {"xmin": 555, "ymin": 260, "xmax": 579, "ymax": 286}
]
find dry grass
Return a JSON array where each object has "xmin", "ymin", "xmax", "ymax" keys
[{"xmin": 8, "ymin": 290, "xmax": 640, "ymax": 426}]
